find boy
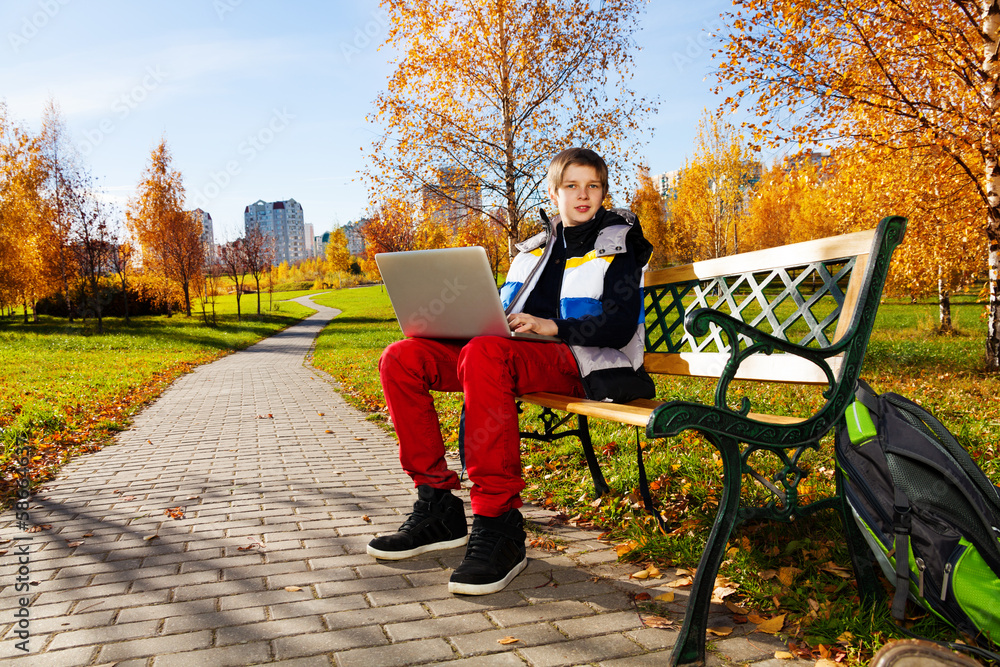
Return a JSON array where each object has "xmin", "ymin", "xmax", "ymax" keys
[{"xmin": 368, "ymin": 147, "xmax": 654, "ymax": 595}]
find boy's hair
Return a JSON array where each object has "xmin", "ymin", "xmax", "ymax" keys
[{"xmin": 547, "ymin": 147, "xmax": 609, "ymax": 196}]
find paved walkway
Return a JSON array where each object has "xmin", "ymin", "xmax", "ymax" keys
[{"xmin": 0, "ymin": 295, "xmax": 796, "ymax": 666}]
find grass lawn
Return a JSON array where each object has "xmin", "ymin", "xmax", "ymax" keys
[
  {"xmin": 0, "ymin": 291, "xmax": 318, "ymax": 501},
  {"xmin": 309, "ymin": 285, "xmax": 1000, "ymax": 665}
]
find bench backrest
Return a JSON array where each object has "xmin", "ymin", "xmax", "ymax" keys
[{"xmin": 642, "ymin": 217, "xmax": 906, "ymax": 387}]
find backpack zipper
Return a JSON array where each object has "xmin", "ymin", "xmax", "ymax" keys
[
  {"xmin": 940, "ymin": 562, "xmax": 952, "ymax": 602},
  {"xmin": 916, "ymin": 557, "xmax": 926, "ymax": 598}
]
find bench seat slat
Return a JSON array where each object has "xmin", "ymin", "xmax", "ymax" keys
[
  {"xmin": 518, "ymin": 392, "xmax": 807, "ymax": 427},
  {"xmin": 643, "ymin": 352, "xmax": 842, "ymax": 385}
]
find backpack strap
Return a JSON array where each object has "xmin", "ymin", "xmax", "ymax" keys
[{"xmin": 891, "ymin": 485, "xmax": 913, "ymax": 622}]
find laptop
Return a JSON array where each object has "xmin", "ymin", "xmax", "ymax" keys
[{"xmin": 375, "ymin": 246, "xmax": 560, "ymax": 342}]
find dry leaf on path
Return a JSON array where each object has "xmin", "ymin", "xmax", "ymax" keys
[
  {"xmin": 655, "ymin": 592, "xmax": 675, "ymax": 602},
  {"xmin": 641, "ymin": 615, "xmax": 676, "ymax": 629},
  {"xmin": 362, "ymin": 515, "xmax": 372, "ymax": 523},
  {"xmin": 497, "ymin": 636, "xmax": 520, "ymax": 645},
  {"xmin": 143, "ymin": 535, "xmax": 158, "ymax": 541},
  {"xmin": 615, "ymin": 540, "xmax": 640, "ymax": 557},
  {"xmin": 725, "ymin": 600, "xmax": 749, "ymax": 614},
  {"xmin": 755, "ymin": 614, "xmax": 786, "ymax": 634},
  {"xmin": 26, "ymin": 524, "xmax": 51, "ymax": 533},
  {"xmin": 284, "ymin": 586, "xmax": 303, "ymax": 592},
  {"xmin": 122, "ymin": 495, "xmax": 136, "ymax": 502},
  {"xmin": 706, "ymin": 627, "xmax": 733, "ymax": 637},
  {"xmin": 66, "ymin": 541, "xmax": 83, "ymax": 548},
  {"xmin": 164, "ymin": 507, "xmax": 185, "ymax": 520},
  {"xmin": 774, "ymin": 651, "xmax": 794, "ymax": 659},
  {"xmin": 666, "ymin": 576, "xmax": 692, "ymax": 588}
]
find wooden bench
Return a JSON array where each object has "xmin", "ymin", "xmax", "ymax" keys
[{"xmin": 516, "ymin": 215, "xmax": 907, "ymax": 666}]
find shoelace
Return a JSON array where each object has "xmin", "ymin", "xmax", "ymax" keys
[{"xmin": 464, "ymin": 524, "xmax": 503, "ymax": 561}]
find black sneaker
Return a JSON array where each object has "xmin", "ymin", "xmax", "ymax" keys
[
  {"xmin": 448, "ymin": 508, "xmax": 528, "ymax": 595},
  {"xmin": 367, "ymin": 486, "xmax": 468, "ymax": 560}
]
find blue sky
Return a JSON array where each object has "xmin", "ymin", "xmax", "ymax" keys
[{"xmin": 1, "ymin": 0, "xmax": 735, "ymax": 241}]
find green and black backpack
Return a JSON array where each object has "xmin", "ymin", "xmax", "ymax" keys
[{"xmin": 835, "ymin": 380, "xmax": 1000, "ymax": 656}]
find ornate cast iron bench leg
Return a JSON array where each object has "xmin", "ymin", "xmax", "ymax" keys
[{"xmin": 670, "ymin": 433, "xmax": 743, "ymax": 666}]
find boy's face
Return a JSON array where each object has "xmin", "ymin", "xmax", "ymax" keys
[{"xmin": 549, "ymin": 163, "xmax": 604, "ymax": 227}]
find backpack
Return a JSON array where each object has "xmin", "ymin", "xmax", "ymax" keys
[{"xmin": 835, "ymin": 380, "xmax": 1000, "ymax": 654}]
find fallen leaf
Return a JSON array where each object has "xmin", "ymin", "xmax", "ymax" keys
[
  {"xmin": 632, "ymin": 569, "xmax": 649, "ymax": 580},
  {"xmin": 712, "ymin": 585, "xmax": 739, "ymax": 603},
  {"xmin": 325, "ymin": 430, "xmax": 332, "ymax": 434},
  {"xmin": 666, "ymin": 576, "xmax": 693, "ymax": 588},
  {"xmin": 66, "ymin": 541, "xmax": 83, "ymax": 548},
  {"xmin": 164, "ymin": 507, "xmax": 185, "ymax": 520},
  {"xmin": 655, "ymin": 592, "xmax": 675, "ymax": 602},
  {"xmin": 759, "ymin": 569, "xmax": 778, "ymax": 580},
  {"xmin": 0, "ymin": 550, "xmax": 7, "ymax": 556},
  {"xmin": 820, "ymin": 561, "xmax": 854, "ymax": 578},
  {"xmin": 615, "ymin": 540, "xmax": 640, "ymax": 557},
  {"xmin": 82, "ymin": 533, "xmax": 93, "ymax": 537},
  {"xmin": 354, "ymin": 437, "xmax": 366, "ymax": 441},
  {"xmin": 318, "ymin": 412, "xmax": 325, "ymax": 416},
  {"xmin": 284, "ymin": 586, "xmax": 303, "ymax": 592},
  {"xmin": 808, "ymin": 598, "xmax": 821, "ymax": 612},
  {"xmin": 633, "ymin": 592, "xmax": 652, "ymax": 601},
  {"xmin": 122, "ymin": 495, "xmax": 136, "ymax": 502},
  {"xmin": 725, "ymin": 600, "xmax": 749, "ymax": 614},
  {"xmin": 778, "ymin": 566, "xmax": 802, "ymax": 587},
  {"xmin": 143, "ymin": 535, "xmax": 158, "ymax": 541},
  {"xmin": 774, "ymin": 651, "xmax": 794, "ymax": 659},
  {"xmin": 362, "ymin": 515, "xmax": 372, "ymax": 523},
  {"xmin": 497, "ymin": 636, "xmax": 520, "ymax": 645},
  {"xmin": 755, "ymin": 614, "xmax": 786, "ymax": 634},
  {"xmin": 675, "ymin": 568, "xmax": 692, "ymax": 576},
  {"xmin": 641, "ymin": 614, "xmax": 676, "ymax": 629},
  {"xmin": 707, "ymin": 626, "xmax": 733, "ymax": 637},
  {"xmin": 26, "ymin": 524, "xmax": 51, "ymax": 533}
]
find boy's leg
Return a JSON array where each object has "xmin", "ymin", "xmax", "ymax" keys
[
  {"xmin": 370, "ymin": 337, "xmax": 469, "ymax": 560},
  {"xmin": 378, "ymin": 337, "xmax": 465, "ymax": 491},
  {"xmin": 457, "ymin": 337, "xmax": 584, "ymax": 516},
  {"xmin": 450, "ymin": 337, "xmax": 583, "ymax": 595}
]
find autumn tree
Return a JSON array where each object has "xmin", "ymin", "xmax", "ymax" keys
[
  {"xmin": 67, "ymin": 176, "xmax": 115, "ymax": 333},
  {"xmin": 360, "ymin": 197, "xmax": 418, "ymax": 278},
  {"xmin": 367, "ymin": 0, "xmax": 656, "ymax": 257},
  {"xmin": 455, "ymin": 213, "xmax": 509, "ymax": 278},
  {"xmin": 668, "ymin": 111, "xmax": 760, "ymax": 261},
  {"xmin": 243, "ymin": 224, "xmax": 274, "ymax": 315},
  {"xmin": 219, "ymin": 239, "xmax": 248, "ymax": 322},
  {"xmin": 126, "ymin": 139, "xmax": 202, "ymax": 316},
  {"xmin": 39, "ymin": 99, "xmax": 82, "ymax": 321},
  {"xmin": 741, "ymin": 154, "xmax": 839, "ymax": 252},
  {"xmin": 0, "ymin": 102, "xmax": 46, "ymax": 321},
  {"xmin": 716, "ymin": 0, "xmax": 1000, "ymax": 367},
  {"xmin": 629, "ymin": 165, "xmax": 672, "ymax": 268},
  {"xmin": 109, "ymin": 237, "xmax": 136, "ymax": 324}
]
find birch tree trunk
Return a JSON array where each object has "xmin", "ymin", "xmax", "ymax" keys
[{"xmin": 985, "ymin": 0, "xmax": 1000, "ymax": 369}]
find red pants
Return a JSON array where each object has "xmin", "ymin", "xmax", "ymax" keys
[{"xmin": 378, "ymin": 336, "xmax": 585, "ymax": 516}]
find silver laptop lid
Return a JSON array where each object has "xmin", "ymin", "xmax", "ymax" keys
[{"xmin": 376, "ymin": 246, "xmax": 514, "ymax": 340}]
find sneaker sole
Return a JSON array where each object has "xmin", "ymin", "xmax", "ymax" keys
[
  {"xmin": 447, "ymin": 556, "xmax": 528, "ymax": 595},
  {"xmin": 366, "ymin": 534, "xmax": 469, "ymax": 561}
]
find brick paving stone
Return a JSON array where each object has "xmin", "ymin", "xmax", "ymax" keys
[
  {"xmin": 488, "ymin": 600, "xmax": 596, "ymax": 627},
  {"xmin": 428, "ymin": 653, "xmax": 528, "ymax": 667},
  {"xmin": 517, "ymin": 634, "xmax": 645, "ymax": 667},
  {"xmin": 162, "ymin": 606, "xmax": 267, "ymax": 634},
  {"xmin": 449, "ymin": 624, "xmax": 568, "ymax": 657},
  {"xmin": 152, "ymin": 642, "xmax": 273, "ymax": 667},
  {"xmin": 334, "ymin": 637, "xmax": 456, "ymax": 667},
  {"xmin": 97, "ymin": 630, "xmax": 213, "ymax": 662},
  {"xmin": 385, "ymin": 612, "xmax": 495, "ymax": 642},
  {"xmin": 0, "ymin": 295, "xmax": 757, "ymax": 667},
  {"xmin": 272, "ymin": 626, "xmax": 388, "ymax": 660}
]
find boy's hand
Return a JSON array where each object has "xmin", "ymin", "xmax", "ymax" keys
[{"xmin": 507, "ymin": 313, "xmax": 558, "ymax": 337}]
